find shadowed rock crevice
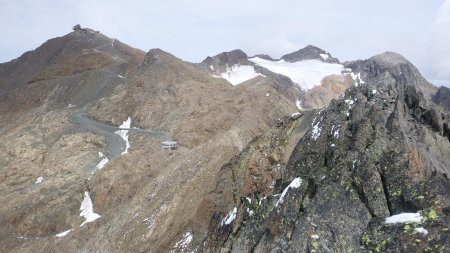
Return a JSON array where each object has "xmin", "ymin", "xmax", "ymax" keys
[{"xmin": 378, "ymin": 170, "xmax": 393, "ymax": 215}]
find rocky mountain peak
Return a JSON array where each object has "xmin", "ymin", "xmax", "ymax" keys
[
  {"xmin": 434, "ymin": 86, "xmax": 450, "ymax": 109},
  {"xmin": 216, "ymin": 49, "xmax": 248, "ymax": 61},
  {"xmin": 142, "ymin": 48, "xmax": 169, "ymax": 64},
  {"xmin": 0, "ymin": 27, "xmax": 145, "ymax": 126},
  {"xmin": 369, "ymin": 51, "xmax": 409, "ymax": 67},
  {"xmin": 201, "ymin": 49, "xmax": 249, "ymax": 66},
  {"xmin": 281, "ymin": 45, "xmax": 339, "ymax": 63},
  {"xmin": 346, "ymin": 51, "xmax": 437, "ymax": 101},
  {"xmin": 198, "ymin": 49, "xmax": 253, "ymax": 74},
  {"xmin": 0, "ymin": 27, "xmax": 144, "ymax": 88}
]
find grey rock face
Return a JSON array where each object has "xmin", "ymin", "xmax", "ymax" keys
[
  {"xmin": 345, "ymin": 51, "xmax": 437, "ymax": 101},
  {"xmin": 204, "ymin": 52, "xmax": 450, "ymax": 252},
  {"xmin": 251, "ymin": 54, "xmax": 276, "ymax": 61},
  {"xmin": 434, "ymin": 86, "xmax": 450, "ymax": 109},
  {"xmin": 198, "ymin": 49, "xmax": 252, "ymax": 74},
  {"xmin": 281, "ymin": 45, "xmax": 339, "ymax": 63}
]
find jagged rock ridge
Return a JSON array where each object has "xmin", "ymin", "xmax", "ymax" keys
[
  {"xmin": 203, "ymin": 51, "xmax": 450, "ymax": 252},
  {"xmin": 281, "ymin": 45, "xmax": 339, "ymax": 63}
]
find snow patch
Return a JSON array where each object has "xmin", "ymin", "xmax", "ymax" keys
[
  {"xmin": 414, "ymin": 227, "xmax": 429, "ymax": 236},
  {"xmin": 385, "ymin": 213, "xmax": 423, "ymax": 224},
  {"xmin": 143, "ymin": 215, "xmax": 157, "ymax": 229},
  {"xmin": 295, "ymin": 99, "xmax": 303, "ymax": 110},
  {"xmin": 92, "ymin": 157, "xmax": 109, "ymax": 174},
  {"xmin": 56, "ymin": 229, "xmax": 73, "ymax": 237},
  {"xmin": 79, "ymin": 192, "xmax": 101, "ymax": 226},
  {"xmin": 117, "ymin": 74, "xmax": 125, "ymax": 79},
  {"xmin": 372, "ymin": 89, "xmax": 377, "ymax": 94},
  {"xmin": 291, "ymin": 112, "xmax": 302, "ymax": 118},
  {"xmin": 331, "ymin": 125, "xmax": 340, "ymax": 138},
  {"xmin": 270, "ymin": 180, "xmax": 275, "ymax": 189},
  {"xmin": 115, "ymin": 117, "xmax": 131, "ymax": 155},
  {"xmin": 344, "ymin": 99, "xmax": 354, "ymax": 105},
  {"xmin": 345, "ymin": 99, "xmax": 354, "ymax": 117},
  {"xmin": 320, "ymin": 53, "xmax": 329, "ymax": 60},
  {"xmin": 221, "ymin": 207, "xmax": 237, "ymax": 226},
  {"xmin": 266, "ymin": 92, "xmax": 270, "ymax": 97},
  {"xmin": 311, "ymin": 234, "xmax": 319, "ymax": 240},
  {"xmin": 215, "ymin": 64, "xmax": 262, "ymax": 85},
  {"xmin": 143, "ymin": 205, "xmax": 164, "ymax": 229},
  {"xmin": 276, "ymin": 177, "xmax": 302, "ymax": 207},
  {"xmin": 209, "ymin": 65, "xmax": 214, "ymax": 70},
  {"xmin": 350, "ymin": 72, "xmax": 365, "ymax": 86},
  {"xmin": 118, "ymin": 117, "xmax": 131, "ymax": 129},
  {"xmin": 171, "ymin": 231, "xmax": 193, "ymax": 252},
  {"xmin": 249, "ymin": 57, "xmax": 344, "ymax": 91},
  {"xmin": 311, "ymin": 117, "xmax": 323, "ymax": 140},
  {"xmin": 258, "ymin": 196, "xmax": 268, "ymax": 206},
  {"xmin": 35, "ymin": 176, "xmax": 43, "ymax": 184}
]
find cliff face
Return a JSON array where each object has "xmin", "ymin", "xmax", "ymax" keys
[{"xmin": 203, "ymin": 53, "xmax": 450, "ymax": 253}]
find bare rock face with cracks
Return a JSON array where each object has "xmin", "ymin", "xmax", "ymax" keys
[{"xmin": 0, "ymin": 26, "xmax": 449, "ymax": 252}]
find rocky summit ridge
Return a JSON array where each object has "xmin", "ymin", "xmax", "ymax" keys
[
  {"xmin": 280, "ymin": 45, "xmax": 339, "ymax": 63},
  {"xmin": 0, "ymin": 27, "xmax": 449, "ymax": 253}
]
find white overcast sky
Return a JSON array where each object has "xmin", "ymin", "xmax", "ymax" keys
[{"xmin": 1, "ymin": 0, "xmax": 449, "ymax": 87}]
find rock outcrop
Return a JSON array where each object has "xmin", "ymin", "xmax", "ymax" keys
[
  {"xmin": 281, "ymin": 45, "xmax": 339, "ymax": 63},
  {"xmin": 433, "ymin": 86, "xmax": 450, "ymax": 109},
  {"xmin": 198, "ymin": 49, "xmax": 252, "ymax": 74},
  {"xmin": 204, "ymin": 52, "xmax": 450, "ymax": 253}
]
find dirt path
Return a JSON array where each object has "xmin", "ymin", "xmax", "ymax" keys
[{"xmin": 71, "ymin": 112, "xmax": 170, "ymax": 173}]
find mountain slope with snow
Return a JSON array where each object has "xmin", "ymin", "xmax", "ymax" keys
[
  {"xmin": 214, "ymin": 64, "xmax": 263, "ymax": 85},
  {"xmin": 249, "ymin": 57, "xmax": 344, "ymax": 90}
]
